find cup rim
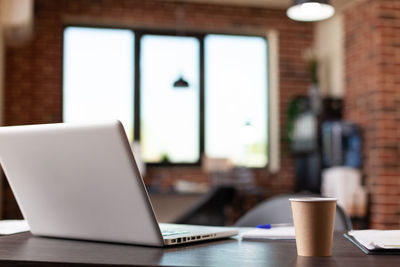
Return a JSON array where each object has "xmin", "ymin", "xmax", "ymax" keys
[{"xmin": 289, "ymin": 197, "xmax": 337, "ymax": 202}]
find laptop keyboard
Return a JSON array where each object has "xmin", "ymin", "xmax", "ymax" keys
[{"xmin": 161, "ymin": 229, "xmax": 190, "ymax": 237}]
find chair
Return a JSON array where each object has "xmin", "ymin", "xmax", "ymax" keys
[
  {"xmin": 174, "ymin": 185, "xmax": 236, "ymax": 226},
  {"xmin": 234, "ymin": 193, "xmax": 352, "ymax": 231}
]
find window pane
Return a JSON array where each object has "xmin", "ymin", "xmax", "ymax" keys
[
  {"xmin": 141, "ymin": 35, "xmax": 199, "ymax": 163},
  {"xmin": 205, "ymin": 35, "xmax": 268, "ymax": 167},
  {"xmin": 63, "ymin": 27, "xmax": 134, "ymax": 140}
]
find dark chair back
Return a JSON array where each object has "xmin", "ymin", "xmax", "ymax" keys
[
  {"xmin": 174, "ymin": 186, "xmax": 236, "ymax": 226},
  {"xmin": 235, "ymin": 193, "xmax": 352, "ymax": 231}
]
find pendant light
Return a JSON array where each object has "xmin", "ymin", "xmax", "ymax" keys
[
  {"xmin": 173, "ymin": 76, "xmax": 189, "ymax": 88},
  {"xmin": 287, "ymin": 0, "xmax": 335, "ymax": 22},
  {"xmin": 172, "ymin": 0, "xmax": 190, "ymax": 89}
]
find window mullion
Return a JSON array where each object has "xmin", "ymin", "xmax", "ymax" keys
[
  {"xmin": 199, "ymin": 35, "xmax": 205, "ymax": 164},
  {"xmin": 134, "ymin": 32, "xmax": 141, "ymax": 141}
]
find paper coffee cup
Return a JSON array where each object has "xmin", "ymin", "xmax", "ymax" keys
[{"xmin": 290, "ymin": 198, "xmax": 337, "ymax": 257}]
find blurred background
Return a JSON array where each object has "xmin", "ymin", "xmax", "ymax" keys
[{"xmin": 0, "ymin": 0, "xmax": 399, "ymax": 230}]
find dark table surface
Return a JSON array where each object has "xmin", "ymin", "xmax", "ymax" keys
[{"xmin": 0, "ymin": 231, "xmax": 398, "ymax": 266}]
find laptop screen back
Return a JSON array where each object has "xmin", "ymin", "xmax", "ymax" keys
[{"xmin": 0, "ymin": 121, "xmax": 164, "ymax": 246}]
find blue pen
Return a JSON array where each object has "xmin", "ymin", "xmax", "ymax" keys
[{"xmin": 256, "ymin": 223, "xmax": 293, "ymax": 229}]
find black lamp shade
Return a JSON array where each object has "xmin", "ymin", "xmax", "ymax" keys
[{"xmin": 173, "ymin": 76, "xmax": 189, "ymax": 88}]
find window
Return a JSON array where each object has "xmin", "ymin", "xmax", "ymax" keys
[
  {"xmin": 63, "ymin": 27, "xmax": 134, "ymax": 140},
  {"xmin": 140, "ymin": 35, "xmax": 200, "ymax": 163},
  {"xmin": 205, "ymin": 35, "xmax": 268, "ymax": 167},
  {"xmin": 63, "ymin": 27, "xmax": 268, "ymax": 167}
]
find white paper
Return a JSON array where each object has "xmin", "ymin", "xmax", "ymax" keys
[
  {"xmin": 241, "ymin": 227, "xmax": 295, "ymax": 240},
  {"xmin": 0, "ymin": 220, "xmax": 30, "ymax": 235},
  {"xmin": 348, "ymin": 230, "xmax": 400, "ymax": 250}
]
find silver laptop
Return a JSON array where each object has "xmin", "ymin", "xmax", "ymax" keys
[{"xmin": 0, "ymin": 120, "xmax": 238, "ymax": 246}]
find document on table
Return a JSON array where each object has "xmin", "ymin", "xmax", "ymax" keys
[
  {"xmin": 0, "ymin": 220, "xmax": 30, "ymax": 235},
  {"xmin": 241, "ymin": 227, "xmax": 295, "ymax": 240},
  {"xmin": 345, "ymin": 230, "xmax": 400, "ymax": 254}
]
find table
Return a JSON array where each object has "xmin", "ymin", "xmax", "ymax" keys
[{"xmin": 0, "ymin": 232, "xmax": 398, "ymax": 266}]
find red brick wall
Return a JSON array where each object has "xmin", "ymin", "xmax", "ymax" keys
[
  {"xmin": 344, "ymin": 0, "xmax": 400, "ymax": 229},
  {"xmin": 2, "ymin": 0, "xmax": 313, "ymax": 218}
]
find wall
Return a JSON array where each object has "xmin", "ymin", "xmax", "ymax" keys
[
  {"xmin": 0, "ymin": 9, "xmax": 3, "ymax": 219},
  {"xmin": 344, "ymin": 0, "xmax": 400, "ymax": 229},
  {"xmin": 314, "ymin": 13, "xmax": 345, "ymax": 98},
  {"xmin": 2, "ymin": 0, "xmax": 313, "ymax": 218},
  {"xmin": 0, "ymin": 6, "xmax": 3, "ymax": 126},
  {"xmin": 0, "ymin": 0, "xmax": 33, "ymax": 218}
]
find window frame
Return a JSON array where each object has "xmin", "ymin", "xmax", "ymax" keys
[{"xmin": 62, "ymin": 24, "xmax": 269, "ymax": 168}]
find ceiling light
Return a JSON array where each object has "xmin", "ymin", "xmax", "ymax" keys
[{"xmin": 287, "ymin": 0, "xmax": 335, "ymax": 22}]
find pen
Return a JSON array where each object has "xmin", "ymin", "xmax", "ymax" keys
[{"xmin": 256, "ymin": 223, "xmax": 293, "ymax": 229}]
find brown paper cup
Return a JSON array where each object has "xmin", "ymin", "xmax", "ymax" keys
[{"xmin": 290, "ymin": 198, "xmax": 337, "ymax": 257}]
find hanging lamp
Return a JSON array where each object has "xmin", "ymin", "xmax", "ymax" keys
[
  {"xmin": 172, "ymin": 1, "xmax": 190, "ymax": 89},
  {"xmin": 287, "ymin": 0, "xmax": 335, "ymax": 22},
  {"xmin": 173, "ymin": 76, "xmax": 189, "ymax": 88}
]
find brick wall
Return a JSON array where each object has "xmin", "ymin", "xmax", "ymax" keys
[
  {"xmin": 2, "ymin": 0, "xmax": 313, "ymax": 218},
  {"xmin": 344, "ymin": 0, "xmax": 400, "ymax": 229}
]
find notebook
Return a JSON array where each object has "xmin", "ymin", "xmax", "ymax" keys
[
  {"xmin": 0, "ymin": 220, "xmax": 29, "ymax": 235},
  {"xmin": 344, "ymin": 230, "xmax": 400, "ymax": 255},
  {"xmin": 240, "ymin": 227, "xmax": 295, "ymax": 240},
  {"xmin": 0, "ymin": 120, "xmax": 238, "ymax": 247}
]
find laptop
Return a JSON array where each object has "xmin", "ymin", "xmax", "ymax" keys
[{"xmin": 0, "ymin": 120, "xmax": 238, "ymax": 246}]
